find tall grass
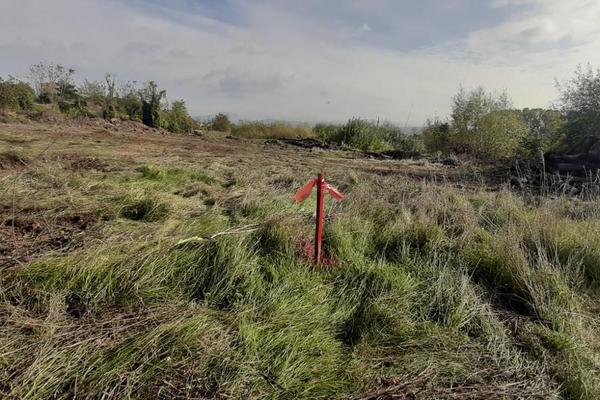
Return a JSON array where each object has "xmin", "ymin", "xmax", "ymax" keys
[
  {"xmin": 314, "ymin": 118, "xmax": 416, "ymax": 152},
  {"xmin": 231, "ymin": 121, "xmax": 314, "ymax": 139},
  {"xmin": 2, "ymin": 160, "xmax": 600, "ymax": 399}
]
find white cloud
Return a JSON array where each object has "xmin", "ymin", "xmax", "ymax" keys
[
  {"xmin": 470, "ymin": 0, "xmax": 600, "ymax": 53},
  {"xmin": 1, "ymin": 0, "xmax": 599, "ymax": 124}
]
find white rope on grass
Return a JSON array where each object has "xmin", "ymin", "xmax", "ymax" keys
[{"xmin": 176, "ymin": 223, "xmax": 260, "ymax": 246}]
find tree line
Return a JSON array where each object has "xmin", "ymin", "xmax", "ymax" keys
[
  {"xmin": 315, "ymin": 64, "xmax": 600, "ymax": 160},
  {"xmin": 2, "ymin": 62, "xmax": 600, "ymax": 160},
  {"xmin": 0, "ymin": 62, "xmax": 198, "ymax": 133}
]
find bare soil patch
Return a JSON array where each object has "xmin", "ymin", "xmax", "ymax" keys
[
  {"xmin": 69, "ymin": 156, "xmax": 111, "ymax": 171},
  {"xmin": 0, "ymin": 212, "xmax": 98, "ymax": 268},
  {"xmin": 0, "ymin": 152, "xmax": 29, "ymax": 169}
]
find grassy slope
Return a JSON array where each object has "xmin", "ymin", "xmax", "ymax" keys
[{"xmin": 1, "ymin": 121, "xmax": 600, "ymax": 399}]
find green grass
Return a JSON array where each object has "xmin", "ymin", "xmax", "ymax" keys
[
  {"xmin": 138, "ymin": 165, "xmax": 216, "ymax": 185},
  {"xmin": 2, "ymin": 157, "xmax": 600, "ymax": 399}
]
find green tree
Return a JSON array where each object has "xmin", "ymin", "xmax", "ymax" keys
[
  {"xmin": 448, "ymin": 87, "xmax": 523, "ymax": 159},
  {"xmin": 78, "ymin": 79, "xmax": 106, "ymax": 101},
  {"xmin": 163, "ymin": 100, "xmax": 197, "ymax": 133},
  {"xmin": 140, "ymin": 81, "xmax": 165, "ymax": 128},
  {"xmin": 422, "ymin": 119, "xmax": 451, "ymax": 153},
  {"xmin": 473, "ymin": 110, "xmax": 528, "ymax": 158},
  {"xmin": 517, "ymin": 108, "xmax": 564, "ymax": 156},
  {"xmin": 116, "ymin": 95, "xmax": 143, "ymax": 121},
  {"xmin": 211, "ymin": 113, "xmax": 231, "ymax": 132},
  {"xmin": 557, "ymin": 64, "xmax": 600, "ymax": 151},
  {"xmin": 519, "ymin": 108, "xmax": 563, "ymax": 139},
  {"xmin": 28, "ymin": 62, "xmax": 76, "ymax": 104},
  {"xmin": 0, "ymin": 77, "xmax": 35, "ymax": 111},
  {"xmin": 451, "ymin": 86, "xmax": 511, "ymax": 133},
  {"xmin": 101, "ymin": 74, "xmax": 117, "ymax": 120},
  {"xmin": 57, "ymin": 78, "xmax": 79, "ymax": 111},
  {"xmin": 116, "ymin": 80, "xmax": 142, "ymax": 121}
]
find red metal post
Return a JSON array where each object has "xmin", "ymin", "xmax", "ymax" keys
[
  {"xmin": 314, "ymin": 172, "xmax": 325, "ymax": 265},
  {"xmin": 294, "ymin": 171, "xmax": 343, "ymax": 266}
]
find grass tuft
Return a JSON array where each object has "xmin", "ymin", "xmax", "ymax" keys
[{"xmin": 119, "ymin": 194, "xmax": 170, "ymax": 221}]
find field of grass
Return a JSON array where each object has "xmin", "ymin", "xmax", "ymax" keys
[{"xmin": 1, "ymin": 120, "xmax": 600, "ymax": 399}]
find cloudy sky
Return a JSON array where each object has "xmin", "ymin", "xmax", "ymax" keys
[{"xmin": 2, "ymin": 0, "xmax": 600, "ymax": 124}]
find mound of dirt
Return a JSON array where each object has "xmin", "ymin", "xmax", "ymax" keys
[{"xmin": 69, "ymin": 117, "xmax": 161, "ymax": 134}]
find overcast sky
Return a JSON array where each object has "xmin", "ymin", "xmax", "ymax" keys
[{"xmin": 2, "ymin": 0, "xmax": 600, "ymax": 124}]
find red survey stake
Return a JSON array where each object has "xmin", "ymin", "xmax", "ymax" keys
[{"xmin": 294, "ymin": 172, "xmax": 344, "ymax": 265}]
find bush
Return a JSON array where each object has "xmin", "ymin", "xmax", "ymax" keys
[
  {"xmin": 115, "ymin": 95, "xmax": 143, "ymax": 121},
  {"xmin": 101, "ymin": 102, "xmax": 116, "ymax": 120},
  {"xmin": 454, "ymin": 110, "xmax": 528, "ymax": 159},
  {"xmin": 422, "ymin": 119, "xmax": 451, "ymax": 153},
  {"xmin": 557, "ymin": 64, "xmax": 600, "ymax": 152},
  {"xmin": 0, "ymin": 78, "xmax": 35, "ymax": 111},
  {"xmin": 211, "ymin": 113, "xmax": 231, "ymax": 132},
  {"xmin": 140, "ymin": 81, "xmax": 165, "ymax": 128},
  {"xmin": 450, "ymin": 88, "xmax": 527, "ymax": 159},
  {"xmin": 388, "ymin": 133, "xmax": 424, "ymax": 153},
  {"xmin": 315, "ymin": 118, "xmax": 400, "ymax": 151},
  {"xmin": 424, "ymin": 88, "xmax": 531, "ymax": 160},
  {"xmin": 518, "ymin": 108, "xmax": 564, "ymax": 153},
  {"xmin": 313, "ymin": 123, "xmax": 340, "ymax": 142},
  {"xmin": 518, "ymin": 135, "xmax": 548, "ymax": 158},
  {"xmin": 346, "ymin": 119, "xmax": 392, "ymax": 151},
  {"xmin": 161, "ymin": 100, "xmax": 197, "ymax": 134},
  {"xmin": 36, "ymin": 92, "xmax": 52, "ymax": 104},
  {"xmin": 451, "ymin": 86, "xmax": 511, "ymax": 133}
]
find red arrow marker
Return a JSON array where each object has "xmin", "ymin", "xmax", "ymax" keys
[
  {"xmin": 325, "ymin": 184, "xmax": 344, "ymax": 201},
  {"xmin": 293, "ymin": 178, "xmax": 316, "ymax": 203},
  {"xmin": 294, "ymin": 172, "xmax": 344, "ymax": 265}
]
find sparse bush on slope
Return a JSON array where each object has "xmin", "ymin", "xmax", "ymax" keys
[{"xmin": 0, "ymin": 77, "xmax": 35, "ymax": 111}]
